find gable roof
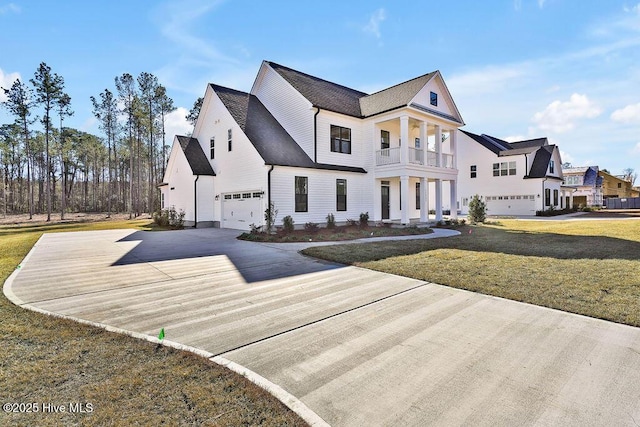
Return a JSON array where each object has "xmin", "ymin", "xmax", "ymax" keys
[
  {"xmin": 267, "ymin": 61, "xmax": 367, "ymax": 117},
  {"xmin": 176, "ymin": 136, "xmax": 215, "ymax": 176},
  {"xmin": 211, "ymin": 84, "xmax": 366, "ymax": 173},
  {"xmin": 359, "ymin": 72, "xmax": 436, "ymax": 117},
  {"xmin": 266, "ymin": 61, "xmax": 462, "ymax": 123},
  {"xmin": 527, "ymin": 145, "xmax": 555, "ymax": 178},
  {"xmin": 461, "ymin": 130, "xmax": 560, "ymax": 179}
]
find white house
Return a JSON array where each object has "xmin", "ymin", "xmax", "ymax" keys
[
  {"xmin": 561, "ymin": 166, "xmax": 603, "ymax": 207},
  {"xmin": 161, "ymin": 61, "xmax": 464, "ymax": 229},
  {"xmin": 456, "ymin": 130, "xmax": 572, "ymax": 216}
]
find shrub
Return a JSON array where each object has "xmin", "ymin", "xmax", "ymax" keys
[
  {"xmin": 468, "ymin": 195, "xmax": 486, "ymax": 223},
  {"xmin": 359, "ymin": 212, "xmax": 369, "ymax": 228},
  {"xmin": 264, "ymin": 202, "xmax": 278, "ymax": 234},
  {"xmin": 167, "ymin": 207, "xmax": 185, "ymax": 229},
  {"xmin": 249, "ymin": 223, "xmax": 262, "ymax": 234},
  {"xmin": 153, "ymin": 209, "xmax": 169, "ymax": 227},
  {"xmin": 346, "ymin": 219, "xmax": 358, "ymax": 227},
  {"xmin": 304, "ymin": 222, "xmax": 320, "ymax": 233},
  {"xmin": 282, "ymin": 215, "xmax": 295, "ymax": 233},
  {"xmin": 154, "ymin": 207, "xmax": 184, "ymax": 229},
  {"xmin": 326, "ymin": 213, "xmax": 336, "ymax": 229}
]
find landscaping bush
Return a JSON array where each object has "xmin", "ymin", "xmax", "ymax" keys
[
  {"xmin": 346, "ymin": 219, "xmax": 358, "ymax": 227},
  {"xmin": 468, "ymin": 195, "xmax": 486, "ymax": 223},
  {"xmin": 154, "ymin": 207, "xmax": 185, "ymax": 229},
  {"xmin": 304, "ymin": 222, "xmax": 320, "ymax": 233},
  {"xmin": 264, "ymin": 202, "xmax": 278, "ymax": 234},
  {"xmin": 249, "ymin": 223, "xmax": 262, "ymax": 234},
  {"xmin": 326, "ymin": 213, "xmax": 336, "ymax": 229},
  {"xmin": 282, "ymin": 215, "xmax": 295, "ymax": 233},
  {"xmin": 359, "ymin": 212, "xmax": 369, "ymax": 228}
]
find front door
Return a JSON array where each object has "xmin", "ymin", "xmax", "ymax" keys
[{"xmin": 381, "ymin": 184, "xmax": 390, "ymax": 220}]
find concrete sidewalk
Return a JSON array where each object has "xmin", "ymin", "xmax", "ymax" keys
[{"xmin": 5, "ymin": 228, "xmax": 640, "ymax": 426}]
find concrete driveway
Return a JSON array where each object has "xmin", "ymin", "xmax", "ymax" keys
[{"xmin": 5, "ymin": 228, "xmax": 640, "ymax": 426}]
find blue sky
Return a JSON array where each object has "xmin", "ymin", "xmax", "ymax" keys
[{"xmin": 1, "ymin": 0, "xmax": 639, "ymax": 179}]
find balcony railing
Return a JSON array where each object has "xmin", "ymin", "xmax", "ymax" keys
[
  {"xmin": 376, "ymin": 147, "xmax": 400, "ymax": 165},
  {"xmin": 375, "ymin": 147, "xmax": 455, "ymax": 169}
]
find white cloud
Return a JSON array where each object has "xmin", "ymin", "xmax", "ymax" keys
[
  {"xmin": 164, "ymin": 107, "xmax": 193, "ymax": 140},
  {"xmin": 503, "ymin": 135, "xmax": 527, "ymax": 142},
  {"xmin": 632, "ymin": 142, "xmax": 640, "ymax": 154},
  {"xmin": 560, "ymin": 150, "xmax": 574, "ymax": 164},
  {"xmin": 448, "ymin": 64, "xmax": 530, "ymax": 96},
  {"xmin": 363, "ymin": 8, "xmax": 386, "ymax": 39},
  {"xmin": 532, "ymin": 94, "xmax": 602, "ymax": 133},
  {"xmin": 0, "ymin": 68, "xmax": 21, "ymax": 102},
  {"xmin": 538, "ymin": 0, "xmax": 546, "ymax": 8},
  {"xmin": 513, "ymin": 0, "xmax": 522, "ymax": 11},
  {"xmin": 611, "ymin": 102, "xmax": 640, "ymax": 123},
  {"xmin": 0, "ymin": 3, "xmax": 20, "ymax": 14}
]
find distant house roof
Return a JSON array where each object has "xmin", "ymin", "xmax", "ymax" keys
[
  {"xmin": 211, "ymin": 84, "xmax": 366, "ymax": 173},
  {"xmin": 461, "ymin": 130, "xmax": 559, "ymax": 179},
  {"xmin": 561, "ymin": 166, "xmax": 601, "ymax": 187},
  {"xmin": 176, "ymin": 136, "xmax": 215, "ymax": 176}
]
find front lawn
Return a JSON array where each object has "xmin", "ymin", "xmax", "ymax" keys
[
  {"xmin": 0, "ymin": 216, "xmax": 306, "ymax": 426},
  {"xmin": 302, "ymin": 219, "xmax": 640, "ymax": 327}
]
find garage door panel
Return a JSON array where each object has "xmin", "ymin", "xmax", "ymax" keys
[
  {"xmin": 222, "ymin": 192, "xmax": 263, "ymax": 230},
  {"xmin": 486, "ymin": 196, "xmax": 536, "ymax": 216}
]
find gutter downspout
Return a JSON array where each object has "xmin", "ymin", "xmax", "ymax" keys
[
  {"xmin": 267, "ymin": 165, "xmax": 274, "ymax": 210},
  {"xmin": 313, "ymin": 107, "xmax": 320, "ymax": 163},
  {"xmin": 542, "ymin": 177, "xmax": 548, "ymax": 210},
  {"xmin": 194, "ymin": 175, "xmax": 200, "ymax": 228}
]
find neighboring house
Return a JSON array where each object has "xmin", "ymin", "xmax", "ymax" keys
[
  {"xmin": 161, "ymin": 60, "xmax": 464, "ymax": 229},
  {"xmin": 599, "ymin": 170, "xmax": 637, "ymax": 201},
  {"xmin": 457, "ymin": 131, "xmax": 569, "ymax": 216},
  {"xmin": 561, "ymin": 166, "xmax": 603, "ymax": 207}
]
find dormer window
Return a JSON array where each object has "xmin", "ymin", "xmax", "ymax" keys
[{"xmin": 430, "ymin": 91, "xmax": 438, "ymax": 107}]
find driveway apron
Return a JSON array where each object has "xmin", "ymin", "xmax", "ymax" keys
[{"xmin": 5, "ymin": 228, "xmax": 640, "ymax": 426}]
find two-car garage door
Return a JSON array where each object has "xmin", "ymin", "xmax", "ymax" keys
[
  {"xmin": 485, "ymin": 194, "xmax": 536, "ymax": 216},
  {"xmin": 222, "ymin": 191, "xmax": 263, "ymax": 230}
]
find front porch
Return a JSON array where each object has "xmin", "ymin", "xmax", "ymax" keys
[{"xmin": 375, "ymin": 176, "xmax": 458, "ymax": 225}]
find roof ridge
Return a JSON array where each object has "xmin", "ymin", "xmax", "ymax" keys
[
  {"xmin": 364, "ymin": 71, "xmax": 437, "ymax": 98},
  {"xmin": 266, "ymin": 61, "xmax": 369, "ymax": 97}
]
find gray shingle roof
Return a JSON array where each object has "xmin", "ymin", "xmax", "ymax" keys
[
  {"xmin": 360, "ymin": 72, "xmax": 436, "ymax": 117},
  {"xmin": 211, "ymin": 84, "xmax": 366, "ymax": 173},
  {"xmin": 267, "ymin": 61, "xmax": 367, "ymax": 117},
  {"xmin": 176, "ymin": 136, "xmax": 215, "ymax": 176},
  {"xmin": 462, "ymin": 130, "xmax": 559, "ymax": 179}
]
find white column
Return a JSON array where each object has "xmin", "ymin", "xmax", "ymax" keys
[
  {"xmin": 419, "ymin": 121, "xmax": 427, "ymax": 152},
  {"xmin": 400, "ymin": 175, "xmax": 409, "ymax": 224},
  {"xmin": 400, "ymin": 115, "xmax": 409, "ymax": 165},
  {"xmin": 435, "ymin": 125, "xmax": 442, "ymax": 167},
  {"xmin": 449, "ymin": 179, "xmax": 458, "ymax": 219},
  {"xmin": 450, "ymin": 129, "xmax": 457, "ymax": 169},
  {"xmin": 420, "ymin": 177, "xmax": 428, "ymax": 222},
  {"xmin": 435, "ymin": 178, "xmax": 443, "ymax": 221}
]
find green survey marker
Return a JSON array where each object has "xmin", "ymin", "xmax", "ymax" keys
[{"xmin": 158, "ymin": 328, "xmax": 165, "ymax": 340}]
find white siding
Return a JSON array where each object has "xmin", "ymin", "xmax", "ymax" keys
[
  {"xmin": 162, "ymin": 139, "xmax": 215, "ymax": 224},
  {"xmin": 316, "ymin": 110, "xmax": 367, "ymax": 168},
  {"xmin": 270, "ymin": 166, "xmax": 374, "ymax": 226},
  {"xmin": 252, "ymin": 63, "xmax": 315, "ymax": 160},
  {"xmin": 456, "ymin": 131, "xmax": 543, "ymax": 215},
  {"xmin": 193, "ymin": 87, "xmax": 269, "ymax": 227},
  {"xmin": 411, "ymin": 75, "xmax": 459, "ymax": 121}
]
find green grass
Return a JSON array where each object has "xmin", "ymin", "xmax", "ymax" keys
[
  {"xmin": 302, "ymin": 219, "xmax": 640, "ymax": 327},
  {"xmin": 0, "ymin": 218, "xmax": 306, "ymax": 426}
]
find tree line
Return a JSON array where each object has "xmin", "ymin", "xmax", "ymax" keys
[{"xmin": 1, "ymin": 62, "xmax": 178, "ymax": 220}]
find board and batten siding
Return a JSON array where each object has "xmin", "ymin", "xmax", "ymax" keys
[
  {"xmin": 270, "ymin": 166, "xmax": 374, "ymax": 225},
  {"xmin": 252, "ymin": 64, "xmax": 315, "ymax": 160}
]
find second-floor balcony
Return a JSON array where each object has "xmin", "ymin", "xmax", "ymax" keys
[{"xmin": 376, "ymin": 147, "xmax": 454, "ymax": 168}]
